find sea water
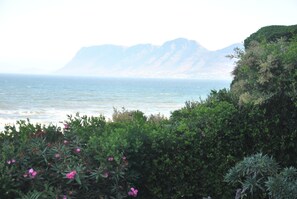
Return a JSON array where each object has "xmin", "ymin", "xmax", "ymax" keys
[{"xmin": 0, "ymin": 74, "xmax": 231, "ymax": 128}]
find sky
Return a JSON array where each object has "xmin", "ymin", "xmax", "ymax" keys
[{"xmin": 0, "ymin": 0, "xmax": 296, "ymax": 74}]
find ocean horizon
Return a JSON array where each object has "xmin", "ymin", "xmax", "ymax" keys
[{"xmin": 0, "ymin": 73, "xmax": 231, "ymax": 129}]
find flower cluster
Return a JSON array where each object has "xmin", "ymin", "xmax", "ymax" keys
[
  {"xmin": 128, "ymin": 187, "xmax": 138, "ymax": 197},
  {"xmin": 23, "ymin": 168, "xmax": 37, "ymax": 178},
  {"xmin": 7, "ymin": 159, "xmax": 16, "ymax": 164},
  {"xmin": 66, "ymin": 170, "xmax": 77, "ymax": 179}
]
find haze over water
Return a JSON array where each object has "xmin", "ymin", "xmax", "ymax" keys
[{"xmin": 0, "ymin": 74, "xmax": 231, "ymax": 128}]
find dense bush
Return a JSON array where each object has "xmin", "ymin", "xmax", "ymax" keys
[
  {"xmin": 1, "ymin": 91, "xmax": 296, "ymax": 199},
  {"xmin": 1, "ymin": 96, "xmax": 296, "ymax": 198},
  {"xmin": 244, "ymin": 24, "xmax": 297, "ymax": 48},
  {"xmin": 231, "ymin": 36, "xmax": 297, "ymax": 168},
  {"xmin": 0, "ymin": 119, "xmax": 138, "ymax": 199}
]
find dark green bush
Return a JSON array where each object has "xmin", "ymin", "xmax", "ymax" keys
[{"xmin": 244, "ymin": 24, "xmax": 297, "ymax": 48}]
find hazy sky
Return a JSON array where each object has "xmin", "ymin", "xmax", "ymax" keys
[{"xmin": 0, "ymin": 0, "xmax": 296, "ymax": 73}]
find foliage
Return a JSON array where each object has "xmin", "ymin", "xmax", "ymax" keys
[
  {"xmin": 112, "ymin": 108, "xmax": 147, "ymax": 123},
  {"xmin": 225, "ymin": 153, "xmax": 279, "ymax": 199},
  {"xmin": 244, "ymin": 24, "xmax": 297, "ymax": 48},
  {"xmin": 144, "ymin": 97, "xmax": 239, "ymax": 198},
  {"xmin": 0, "ymin": 119, "xmax": 136, "ymax": 199},
  {"xmin": 266, "ymin": 167, "xmax": 297, "ymax": 199},
  {"xmin": 232, "ymin": 38, "xmax": 297, "ymax": 106},
  {"xmin": 225, "ymin": 154, "xmax": 297, "ymax": 199},
  {"xmin": 1, "ymin": 89, "xmax": 296, "ymax": 199},
  {"xmin": 231, "ymin": 34, "xmax": 297, "ymax": 168}
]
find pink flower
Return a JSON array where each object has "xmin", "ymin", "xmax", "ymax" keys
[
  {"xmin": 64, "ymin": 123, "xmax": 69, "ymax": 130},
  {"xmin": 31, "ymin": 171, "xmax": 37, "ymax": 178},
  {"xmin": 54, "ymin": 153, "xmax": 60, "ymax": 158},
  {"xmin": 29, "ymin": 168, "xmax": 34, "ymax": 174},
  {"xmin": 128, "ymin": 187, "xmax": 138, "ymax": 197},
  {"xmin": 122, "ymin": 156, "xmax": 128, "ymax": 165},
  {"xmin": 66, "ymin": 170, "xmax": 77, "ymax": 179},
  {"xmin": 108, "ymin": 156, "xmax": 114, "ymax": 161},
  {"xmin": 63, "ymin": 195, "xmax": 67, "ymax": 199},
  {"xmin": 63, "ymin": 140, "xmax": 68, "ymax": 144},
  {"xmin": 75, "ymin": 148, "xmax": 81, "ymax": 153},
  {"xmin": 28, "ymin": 168, "xmax": 37, "ymax": 178},
  {"xmin": 7, "ymin": 159, "xmax": 16, "ymax": 165},
  {"xmin": 102, "ymin": 170, "xmax": 109, "ymax": 178}
]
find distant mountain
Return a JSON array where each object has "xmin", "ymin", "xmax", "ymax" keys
[{"xmin": 58, "ymin": 38, "xmax": 243, "ymax": 79}]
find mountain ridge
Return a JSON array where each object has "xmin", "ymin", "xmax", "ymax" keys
[{"xmin": 58, "ymin": 38, "xmax": 243, "ymax": 79}]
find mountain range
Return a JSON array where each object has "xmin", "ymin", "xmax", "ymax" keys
[{"xmin": 58, "ymin": 38, "xmax": 242, "ymax": 79}]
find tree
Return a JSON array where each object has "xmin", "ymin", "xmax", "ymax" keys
[
  {"xmin": 231, "ymin": 38, "xmax": 297, "ymax": 106},
  {"xmin": 244, "ymin": 25, "xmax": 297, "ymax": 48}
]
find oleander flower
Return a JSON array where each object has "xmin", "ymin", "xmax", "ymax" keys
[
  {"xmin": 66, "ymin": 170, "xmax": 77, "ymax": 179},
  {"xmin": 28, "ymin": 168, "xmax": 37, "ymax": 178},
  {"xmin": 64, "ymin": 123, "xmax": 69, "ymax": 130},
  {"xmin": 128, "ymin": 187, "xmax": 138, "ymax": 197},
  {"xmin": 7, "ymin": 159, "xmax": 16, "ymax": 164},
  {"xmin": 31, "ymin": 171, "xmax": 37, "ymax": 178}
]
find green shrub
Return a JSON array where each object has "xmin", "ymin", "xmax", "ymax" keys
[
  {"xmin": 0, "ymin": 119, "xmax": 137, "ymax": 199},
  {"xmin": 225, "ymin": 153, "xmax": 297, "ymax": 199},
  {"xmin": 225, "ymin": 153, "xmax": 279, "ymax": 199},
  {"xmin": 244, "ymin": 24, "xmax": 297, "ymax": 48},
  {"xmin": 266, "ymin": 167, "xmax": 297, "ymax": 199}
]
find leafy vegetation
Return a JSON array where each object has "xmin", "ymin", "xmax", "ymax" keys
[
  {"xmin": 1, "ymin": 25, "xmax": 297, "ymax": 198},
  {"xmin": 225, "ymin": 153, "xmax": 279, "ymax": 199},
  {"xmin": 244, "ymin": 24, "xmax": 297, "ymax": 48},
  {"xmin": 225, "ymin": 153, "xmax": 297, "ymax": 199}
]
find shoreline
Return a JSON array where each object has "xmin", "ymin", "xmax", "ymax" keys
[{"xmin": 0, "ymin": 109, "xmax": 171, "ymax": 132}]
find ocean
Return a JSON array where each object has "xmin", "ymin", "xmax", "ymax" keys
[{"xmin": 0, "ymin": 74, "xmax": 231, "ymax": 128}]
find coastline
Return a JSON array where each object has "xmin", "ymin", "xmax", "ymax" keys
[
  {"xmin": 0, "ymin": 74, "xmax": 231, "ymax": 132},
  {"xmin": 0, "ymin": 109, "xmax": 172, "ymax": 132}
]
